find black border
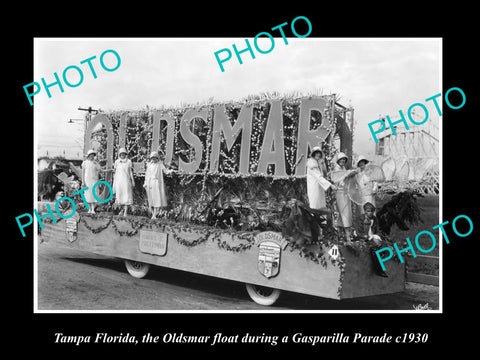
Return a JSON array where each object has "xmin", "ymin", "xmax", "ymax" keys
[{"xmin": 7, "ymin": 4, "xmax": 478, "ymax": 355}]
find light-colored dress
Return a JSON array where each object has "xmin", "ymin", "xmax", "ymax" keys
[
  {"xmin": 356, "ymin": 171, "xmax": 378, "ymax": 211},
  {"xmin": 306, "ymin": 157, "xmax": 331, "ymax": 209},
  {"xmin": 332, "ymin": 163, "xmax": 353, "ymax": 227},
  {"xmin": 82, "ymin": 159, "xmax": 101, "ymax": 203},
  {"xmin": 144, "ymin": 161, "xmax": 168, "ymax": 208},
  {"xmin": 113, "ymin": 158, "xmax": 133, "ymax": 205}
]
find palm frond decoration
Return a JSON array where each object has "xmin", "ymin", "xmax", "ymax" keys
[{"xmin": 377, "ymin": 190, "xmax": 424, "ymax": 235}]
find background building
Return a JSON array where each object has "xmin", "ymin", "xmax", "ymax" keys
[{"xmin": 371, "ymin": 111, "xmax": 439, "ymax": 194}]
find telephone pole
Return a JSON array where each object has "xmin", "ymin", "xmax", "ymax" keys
[
  {"xmin": 78, "ymin": 106, "xmax": 100, "ymax": 130},
  {"xmin": 77, "ymin": 107, "xmax": 101, "ymax": 154}
]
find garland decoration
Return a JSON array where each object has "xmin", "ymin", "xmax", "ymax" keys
[
  {"xmin": 110, "ymin": 217, "xmax": 145, "ymax": 236},
  {"xmin": 286, "ymin": 241, "xmax": 329, "ymax": 266},
  {"xmin": 170, "ymin": 226, "xmax": 211, "ymax": 247},
  {"xmin": 212, "ymin": 231, "xmax": 256, "ymax": 253},
  {"xmin": 80, "ymin": 214, "xmax": 113, "ymax": 234},
  {"xmin": 284, "ymin": 237, "xmax": 346, "ymax": 269},
  {"xmin": 77, "ymin": 210, "xmax": 404, "ymax": 268}
]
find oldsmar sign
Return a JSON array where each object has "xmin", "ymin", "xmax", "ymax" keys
[{"xmin": 83, "ymin": 95, "xmax": 344, "ymax": 184}]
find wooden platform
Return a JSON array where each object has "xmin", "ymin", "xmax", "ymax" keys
[{"xmin": 40, "ymin": 212, "xmax": 405, "ymax": 300}]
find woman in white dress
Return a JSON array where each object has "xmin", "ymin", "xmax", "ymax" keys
[
  {"xmin": 143, "ymin": 151, "xmax": 170, "ymax": 219},
  {"xmin": 332, "ymin": 152, "xmax": 356, "ymax": 241},
  {"xmin": 306, "ymin": 146, "xmax": 332, "ymax": 209},
  {"xmin": 82, "ymin": 149, "xmax": 101, "ymax": 214},
  {"xmin": 113, "ymin": 147, "xmax": 134, "ymax": 216},
  {"xmin": 355, "ymin": 155, "xmax": 378, "ymax": 213}
]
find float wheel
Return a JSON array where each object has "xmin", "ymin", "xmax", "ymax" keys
[
  {"xmin": 245, "ymin": 283, "xmax": 281, "ymax": 306},
  {"xmin": 124, "ymin": 260, "xmax": 150, "ymax": 279}
]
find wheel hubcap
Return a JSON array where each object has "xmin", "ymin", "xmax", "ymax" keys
[
  {"xmin": 132, "ymin": 261, "xmax": 143, "ymax": 270},
  {"xmin": 254, "ymin": 285, "xmax": 274, "ymax": 297}
]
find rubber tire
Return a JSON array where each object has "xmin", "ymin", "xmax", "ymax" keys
[
  {"xmin": 124, "ymin": 260, "xmax": 150, "ymax": 279},
  {"xmin": 245, "ymin": 283, "xmax": 281, "ymax": 306}
]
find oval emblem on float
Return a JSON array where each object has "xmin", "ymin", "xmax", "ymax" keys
[
  {"xmin": 65, "ymin": 212, "xmax": 80, "ymax": 243},
  {"xmin": 254, "ymin": 232, "xmax": 287, "ymax": 279}
]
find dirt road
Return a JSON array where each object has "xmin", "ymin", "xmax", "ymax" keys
[{"xmin": 37, "ymin": 242, "xmax": 439, "ymax": 311}]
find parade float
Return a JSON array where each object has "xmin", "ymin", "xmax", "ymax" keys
[{"xmin": 40, "ymin": 92, "xmax": 408, "ymax": 306}]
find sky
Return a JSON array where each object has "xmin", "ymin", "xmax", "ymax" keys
[{"xmin": 34, "ymin": 38, "xmax": 441, "ymax": 160}]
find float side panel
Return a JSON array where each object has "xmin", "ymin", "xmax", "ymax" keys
[
  {"xmin": 42, "ymin": 219, "xmax": 343, "ymax": 300},
  {"xmin": 107, "ymin": 225, "xmax": 343, "ymax": 300},
  {"xmin": 339, "ymin": 245, "xmax": 405, "ymax": 299}
]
